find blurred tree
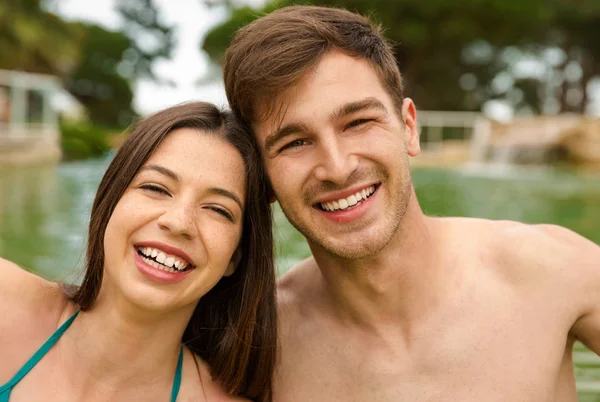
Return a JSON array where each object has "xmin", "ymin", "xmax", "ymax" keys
[
  {"xmin": 550, "ymin": 0, "xmax": 600, "ymax": 113},
  {"xmin": 0, "ymin": 0, "xmax": 81, "ymax": 75},
  {"xmin": 115, "ymin": 0, "xmax": 175, "ymax": 84},
  {"xmin": 0, "ymin": 0, "xmax": 175, "ymax": 128},
  {"xmin": 65, "ymin": 23, "xmax": 136, "ymax": 127},
  {"xmin": 202, "ymin": 3, "xmax": 281, "ymax": 63},
  {"xmin": 201, "ymin": 0, "xmax": 600, "ymax": 115},
  {"xmin": 64, "ymin": 0, "xmax": 177, "ymax": 127}
]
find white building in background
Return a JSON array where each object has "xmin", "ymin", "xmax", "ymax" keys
[{"xmin": 0, "ymin": 69, "xmax": 83, "ymax": 165}]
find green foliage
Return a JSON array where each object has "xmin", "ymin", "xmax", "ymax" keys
[
  {"xmin": 0, "ymin": 0, "xmax": 175, "ymax": 158},
  {"xmin": 65, "ymin": 23, "xmax": 137, "ymax": 128},
  {"xmin": 202, "ymin": 0, "xmax": 600, "ymax": 114},
  {"xmin": 0, "ymin": 0, "xmax": 173, "ymax": 127},
  {"xmin": 0, "ymin": 0, "xmax": 81, "ymax": 75},
  {"xmin": 115, "ymin": 0, "xmax": 175, "ymax": 84},
  {"xmin": 60, "ymin": 120, "xmax": 114, "ymax": 161},
  {"xmin": 202, "ymin": 2, "xmax": 282, "ymax": 63}
]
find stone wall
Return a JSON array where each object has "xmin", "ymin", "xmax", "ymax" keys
[
  {"xmin": 485, "ymin": 115, "xmax": 600, "ymax": 168},
  {"xmin": 0, "ymin": 129, "xmax": 61, "ymax": 166},
  {"xmin": 0, "ymin": 143, "xmax": 61, "ymax": 165},
  {"xmin": 558, "ymin": 119, "xmax": 600, "ymax": 169}
]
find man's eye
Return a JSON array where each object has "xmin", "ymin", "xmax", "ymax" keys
[
  {"xmin": 346, "ymin": 118, "xmax": 373, "ymax": 129},
  {"xmin": 140, "ymin": 184, "xmax": 170, "ymax": 196},
  {"xmin": 279, "ymin": 139, "xmax": 307, "ymax": 152},
  {"xmin": 206, "ymin": 206, "xmax": 234, "ymax": 222}
]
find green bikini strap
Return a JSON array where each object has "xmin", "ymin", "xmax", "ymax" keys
[
  {"xmin": 1, "ymin": 310, "xmax": 79, "ymax": 391},
  {"xmin": 171, "ymin": 345, "xmax": 184, "ymax": 402}
]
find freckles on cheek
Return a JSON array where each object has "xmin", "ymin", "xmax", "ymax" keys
[{"xmin": 205, "ymin": 235, "xmax": 238, "ymax": 267}]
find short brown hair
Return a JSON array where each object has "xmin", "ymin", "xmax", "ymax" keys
[
  {"xmin": 68, "ymin": 102, "xmax": 276, "ymax": 401},
  {"xmin": 224, "ymin": 5, "xmax": 404, "ymax": 126}
]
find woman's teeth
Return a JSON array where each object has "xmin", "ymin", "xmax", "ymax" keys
[
  {"xmin": 320, "ymin": 185, "xmax": 376, "ymax": 212},
  {"xmin": 138, "ymin": 247, "xmax": 190, "ymax": 272}
]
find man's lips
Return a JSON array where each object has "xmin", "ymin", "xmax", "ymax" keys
[{"xmin": 314, "ymin": 184, "xmax": 379, "ymax": 212}]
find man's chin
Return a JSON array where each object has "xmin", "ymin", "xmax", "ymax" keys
[{"xmin": 307, "ymin": 233, "xmax": 394, "ymax": 261}]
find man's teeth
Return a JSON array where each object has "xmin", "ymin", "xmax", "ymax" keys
[
  {"xmin": 138, "ymin": 247, "xmax": 189, "ymax": 272},
  {"xmin": 320, "ymin": 185, "xmax": 376, "ymax": 212}
]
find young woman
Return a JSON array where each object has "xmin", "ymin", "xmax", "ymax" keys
[{"xmin": 0, "ymin": 102, "xmax": 276, "ymax": 401}]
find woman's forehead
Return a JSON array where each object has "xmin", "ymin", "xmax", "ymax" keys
[{"xmin": 145, "ymin": 128, "xmax": 246, "ymax": 193}]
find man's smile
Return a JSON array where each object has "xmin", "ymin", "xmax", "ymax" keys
[{"xmin": 317, "ymin": 184, "xmax": 379, "ymax": 212}]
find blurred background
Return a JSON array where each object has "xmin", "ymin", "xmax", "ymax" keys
[{"xmin": 0, "ymin": 0, "xmax": 599, "ymax": 398}]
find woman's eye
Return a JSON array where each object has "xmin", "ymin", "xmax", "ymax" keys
[
  {"xmin": 140, "ymin": 184, "xmax": 170, "ymax": 196},
  {"xmin": 206, "ymin": 206, "xmax": 234, "ymax": 222},
  {"xmin": 280, "ymin": 139, "xmax": 307, "ymax": 152},
  {"xmin": 346, "ymin": 118, "xmax": 373, "ymax": 129}
]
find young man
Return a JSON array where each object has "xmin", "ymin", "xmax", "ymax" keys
[{"xmin": 223, "ymin": 6, "xmax": 600, "ymax": 401}]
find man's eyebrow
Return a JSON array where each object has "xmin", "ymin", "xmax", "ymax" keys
[
  {"xmin": 140, "ymin": 164, "xmax": 180, "ymax": 181},
  {"xmin": 331, "ymin": 97, "xmax": 387, "ymax": 120},
  {"xmin": 207, "ymin": 187, "xmax": 243, "ymax": 211},
  {"xmin": 263, "ymin": 121, "xmax": 312, "ymax": 153}
]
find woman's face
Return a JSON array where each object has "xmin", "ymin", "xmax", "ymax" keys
[{"xmin": 102, "ymin": 128, "xmax": 246, "ymax": 313}]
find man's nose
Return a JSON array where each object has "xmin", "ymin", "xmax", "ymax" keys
[
  {"xmin": 156, "ymin": 198, "xmax": 196, "ymax": 239},
  {"xmin": 313, "ymin": 136, "xmax": 359, "ymax": 185}
]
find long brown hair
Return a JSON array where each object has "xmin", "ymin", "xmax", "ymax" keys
[
  {"xmin": 68, "ymin": 102, "xmax": 276, "ymax": 401},
  {"xmin": 223, "ymin": 5, "xmax": 404, "ymax": 126}
]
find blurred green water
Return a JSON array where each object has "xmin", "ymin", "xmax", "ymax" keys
[{"xmin": 0, "ymin": 158, "xmax": 599, "ymax": 398}]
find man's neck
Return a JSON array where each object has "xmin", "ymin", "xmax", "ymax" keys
[{"xmin": 309, "ymin": 194, "xmax": 456, "ymax": 333}]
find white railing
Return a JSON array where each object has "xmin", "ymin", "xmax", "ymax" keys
[{"xmin": 417, "ymin": 110, "xmax": 487, "ymax": 148}]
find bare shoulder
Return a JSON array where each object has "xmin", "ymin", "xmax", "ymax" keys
[
  {"xmin": 0, "ymin": 256, "xmax": 45, "ymax": 292},
  {"xmin": 277, "ymin": 258, "xmax": 310, "ymax": 299},
  {"xmin": 0, "ymin": 257, "xmax": 65, "ymax": 314},
  {"xmin": 446, "ymin": 217, "xmax": 599, "ymax": 291},
  {"xmin": 487, "ymin": 220, "xmax": 598, "ymax": 276},
  {"xmin": 0, "ymin": 257, "xmax": 72, "ymax": 381},
  {"xmin": 444, "ymin": 217, "xmax": 600, "ymax": 349},
  {"xmin": 277, "ymin": 257, "xmax": 321, "ymax": 319},
  {"xmin": 185, "ymin": 352, "xmax": 250, "ymax": 402}
]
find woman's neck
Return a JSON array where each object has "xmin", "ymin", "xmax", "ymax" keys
[{"xmin": 56, "ymin": 293, "xmax": 194, "ymax": 400}]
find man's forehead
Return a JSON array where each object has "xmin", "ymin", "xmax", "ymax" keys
[
  {"xmin": 250, "ymin": 56, "xmax": 333, "ymax": 138},
  {"xmin": 250, "ymin": 52, "xmax": 392, "ymax": 142}
]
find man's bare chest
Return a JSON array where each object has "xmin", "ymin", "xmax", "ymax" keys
[{"xmin": 275, "ymin": 304, "xmax": 574, "ymax": 401}]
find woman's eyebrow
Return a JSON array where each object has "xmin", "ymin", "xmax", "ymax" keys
[
  {"xmin": 207, "ymin": 187, "xmax": 243, "ymax": 211},
  {"xmin": 140, "ymin": 164, "xmax": 180, "ymax": 181}
]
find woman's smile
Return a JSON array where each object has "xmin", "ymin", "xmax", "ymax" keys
[
  {"xmin": 134, "ymin": 249, "xmax": 195, "ymax": 284},
  {"xmin": 135, "ymin": 241, "xmax": 196, "ymax": 273}
]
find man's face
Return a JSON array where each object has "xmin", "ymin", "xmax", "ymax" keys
[{"xmin": 253, "ymin": 51, "xmax": 420, "ymax": 259}]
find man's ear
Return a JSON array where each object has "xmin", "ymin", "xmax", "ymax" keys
[
  {"xmin": 401, "ymin": 98, "xmax": 420, "ymax": 157},
  {"xmin": 224, "ymin": 248, "xmax": 242, "ymax": 277}
]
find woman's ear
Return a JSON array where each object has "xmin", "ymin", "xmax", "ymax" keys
[
  {"xmin": 224, "ymin": 248, "xmax": 242, "ymax": 277},
  {"xmin": 268, "ymin": 182, "xmax": 277, "ymax": 204}
]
